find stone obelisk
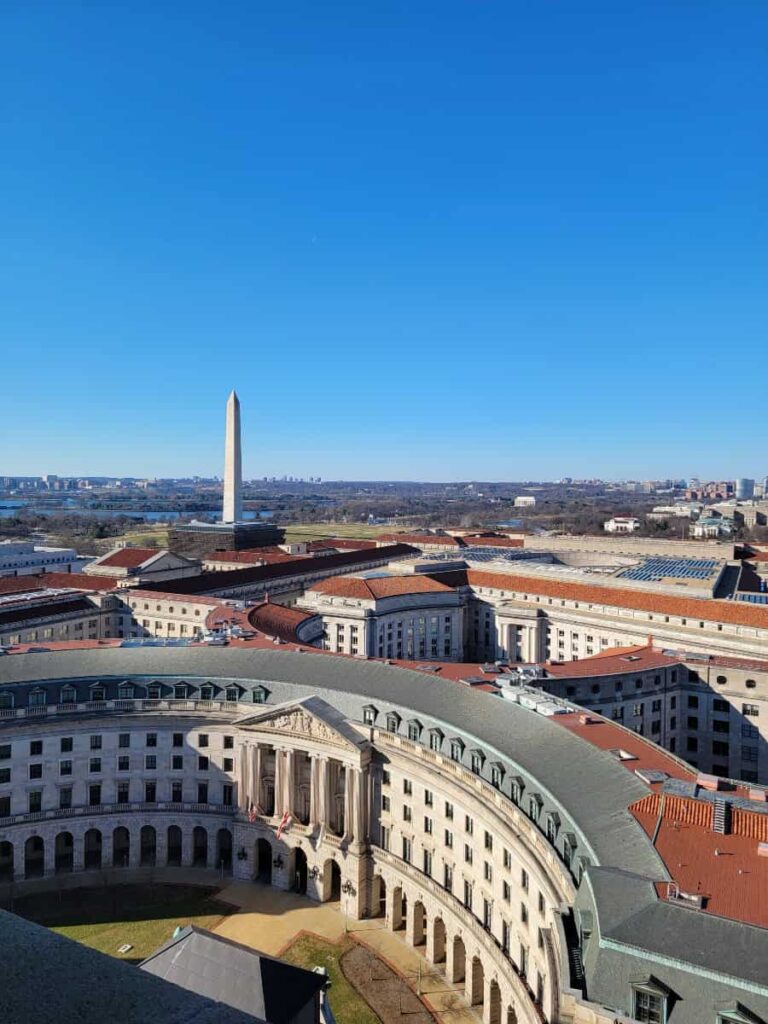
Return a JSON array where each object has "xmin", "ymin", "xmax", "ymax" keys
[{"xmin": 222, "ymin": 390, "xmax": 243, "ymax": 523}]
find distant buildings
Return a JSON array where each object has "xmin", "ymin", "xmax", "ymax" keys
[
  {"xmin": 603, "ymin": 516, "xmax": 640, "ymax": 534},
  {"xmin": 513, "ymin": 495, "xmax": 536, "ymax": 508},
  {"xmin": 0, "ymin": 541, "xmax": 83, "ymax": 577}
]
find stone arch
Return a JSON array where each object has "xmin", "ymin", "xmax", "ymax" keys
[
  {"xmin": 216, "ymin": 828, "xmax": 232, "ymax": 870},
  {"xmin": 322, "ymin": 858, "xmax": 341, "ymax": 902},
  {"xmin": 451, "ymin": 935, "xmax": 466, "ymax": 984},
  {"xmin": 140, "ymin": 825, "xmax": 157, "ymax": 866},
  {"xmin": 371, "ymin": 874, "xmax": 386, "ymax": 918},
  {"xmin": 84, "ymin": 828, "xmax": 102, "ymax": 870},
  {"xmin": 432, "ymin": 917, "xmax": 447, "ymax": 965},
  {"xmin": 391, "ymin": 884, "xmax": 405, "ymax": 931},
  {"xmin": 113, "ymin": 826, "xmax": 130, "ymax": 867},
  {"xmin": 411, "ymin": 899, "xmax": 426, "ymax": 947},
  {"xmin": 167, "ymin": 825, "xmax": 182, "ymax": 866},
  {"xmin": 192, "ymin": 826, "xmax": 208, "ymax": 867},
  {"xmin": 291, "ymin": 846, "xmax": 308, "ymax": 894},
  {"xmin": 469, "ymin": 955, "xmax": 484, "ymax": 1007},
  {"xmin": 488, "ymin": 979, "xmax": 502, "ymax": 1024},
  {"xmin": 0, "ymin": 840, "xmax": 13, "ymax": 881},
  {"xmin": 255, "ymin": 837, "xmax": 272, "ymax": 883},
  {"xmin": 24, "ymin": 835, "xmax": 44, "ymax": 879},
  {"xmin": 54, "ymin": 831, "xmax": 73, "ymax": 873}
]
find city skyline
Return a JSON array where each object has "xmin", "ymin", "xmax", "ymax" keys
[{"xmin": 2, "ymin": 3, "xmax": 767, "ymax": 480}]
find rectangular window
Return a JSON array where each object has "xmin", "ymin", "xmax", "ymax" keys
[
  {"xmin": 59, "ymin": 787, "xmax": 72, "ymax": 810},
  {"xmin": 88, "ymin": 784, "xmax": 101, "ymax": 806},
  {"xmin": 118, "ymin": 733, "xmax": 130, "ymax": 748},
  {"xmin": 29, "ymin": 763, "xmax": 42, "ymax": 780},
  {"xmin": 60, "ymin": 737, "xmax": 73, "ymax": 753},
  {"xmin": 89, "ymin": 757, "xmax": 101, "ymax": 773},
  {"xmin": 198, "ymin": 734, "xmax": 209, "ymax": 748},
  {"xmin": 197, "ymin": 782, "xmax": 208, "ymax": 803},
  {"xmin": 633, "ymin": 990, "xmax": 664, "ymax": 1024},
  {"xmin": 172, "ymin": 781, "xmax": 183, "ymax": 802},
  {"xmin": 60, "ymin": 760, "xmax": 72, "ymax": 776},
  {"xmin": 145, "ymin": 755, "xmax": 157, "ymax": 770},
  {"xmin": 29, "ymin": 740, "xmax": 42, "ymax": 756},
  {"xmin": 198, "ymin": 755, "xmax": 209, "ymax": 771},
  {"xmin": 423, "ymin": 849, "xmax": 432, "ymax": 876},
  {"xmin": 118, "ymin": 755, "xmax": 130, "ymax": 771},
  {"xmin": 145, "ymin": 782, "xmax": 156, "ymax": 803},
  {"xmin": 173, "ymin": 732, "xmax": 183, "ymax": 747},
  {"xmin": 90, "ymin": 735, "xmax": 102, "ymax": 750},
  {"xmin": 117, "ymin": 781, "xmax": 130, "ymax": 804},
  {"xmin": 28, "ymin": 791, "xmax": 42, "ymax": 813},
  {"xmin": 146, "ymin": 733, "xmax": 157, "ymax": 748}
]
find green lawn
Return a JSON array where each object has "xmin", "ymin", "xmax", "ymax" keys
[
  {"xmin": 282, "ymin": 522, "xmax": 388, "ymax": 543},
  {"xmin": 280, "ymin": 934, "xmax": 381, "ymax": 1024},
  {"xmin": 9, "ymin": 884, "xmax": 232, "ymax": 964}
]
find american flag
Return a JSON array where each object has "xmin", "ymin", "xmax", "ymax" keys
[
  {"xmin": 276, "ymin": 811, "xmax": 292, "ymax": 839},
  {"xmin": 248, "ymin": 802, "xmax": 257, "ymax": 824}
]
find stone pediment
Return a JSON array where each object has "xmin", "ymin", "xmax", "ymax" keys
[{"xmin": 237, "ymin": 695, "xmax": 367, "ymax": 751}]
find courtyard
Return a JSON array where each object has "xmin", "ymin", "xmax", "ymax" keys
[{"xmin": 7, "ymin": 877, "xmax": 481, "ymax": 1024}]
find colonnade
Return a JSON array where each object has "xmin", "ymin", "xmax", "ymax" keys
[{"xmin": 239, "ymin": 741, "xmax": 367, "ymax": 843}]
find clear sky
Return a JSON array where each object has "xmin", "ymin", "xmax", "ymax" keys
[{"xmin": 1, "ymin": 2, "xmax": 766, "ymax": 481}]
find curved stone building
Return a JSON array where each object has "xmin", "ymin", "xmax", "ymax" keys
[{"xmin": 0, "ymin": 647, "xmax": 766, "ymax": 1024}]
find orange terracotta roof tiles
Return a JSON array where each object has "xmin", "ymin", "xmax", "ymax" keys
[
  {"xmin": 0, "ymin": 576, "xmax": 47, "ymax": 596},
  {"xmin": 311, "ymin": 574, "xmax": 455, "ymax": 600},
  {"xmin": 38, "ymin": 571, "xmax": 121, "ymax": 592},
  {"xmin": 377, "ymin": 533, "xmax": 464, "ymax": 547},
  {"xmin": 249, "ymin": 602, "xmax": 318, "ymax": 642},
  {"xmin": 95, "ymin": 547, "xmax": 161, "ymax": 569},
  {"xmin": 545, "ymin": 645, "xmax": 681, "ymax": 678},
  {"xmin": 460, "ymin": 567, "xmax": 768, "ymax": 631},
  {"xmin": 462, "ymin": 535, "xmax": 524, "ymax": 548}
]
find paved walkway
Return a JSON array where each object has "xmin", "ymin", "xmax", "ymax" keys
[{"xmin": 213, "ymin": 882, "xmax": 481, "ymax": 1024}]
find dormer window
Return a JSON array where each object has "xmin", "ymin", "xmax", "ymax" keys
[
  {"xmin": 174, "ymin": 684, "xmax": 188, "ymax": 700},
  {"xmin": 429, "ymin": 729, "xmax": 444, "ymax": 753},
  {"xmin": 490, "ymin": 762, "xmax": 504, "ymax": 789},
  {"xmin": 449, "ymin": 739, "xmax": 465, "ymax": 763},
  {"xmin": 29, "ymin": 688, "xmax": 46, "ymax": 708},
  {"xmin": 528, "ymin": 793, "xmax": 543, "ymax": 823},
  {"xmin": 90, "ymin": 686, "xmax": 106, "ymax": 703},
  {"xmin": 146, "ymin": 684, "xmax": 161, "ymax": 700},
  {"xmin": 470, "ymin": 750, "xmax": 485, "ymax": 775},
  {"xmin": 510, "ymin": 775, "xmax": 524, "ymax": 805},
  {"xmin": 225, "ymin": 686, "xmax": 239, "ymax": 702},
  {"xmin": 630, "ymin": 976, "xmax": 672, "ymax": 1024},
  {"xmin": 60, "ymin": 686, "xmax": 76, "ymax": 705},
  {"xmin": 0, "ymin": 692, "xmax": 14, "ymax": 710},
  {"xmin": 407, "ymin": 719, "xmax": 422, "ymax": 742},
  {"xmin": 362, "ymin": 705, "xmax": 378, "ymax": 726},
  {"xmin": 252, "ymin": 686, "xmax": 269, "ymax": 704},
  {"xmin": 546, "ymin": 811, "xmax": 561, "ymax": 842},
  {"xmin": 386, "ymin": 712, "xmax": 401, "ymax": 734},
  {"xmin": 117, "ymin": 683, "xmax": 134, "ymax": 700}
]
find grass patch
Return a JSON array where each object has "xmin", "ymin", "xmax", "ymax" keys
[
  {"xmin": 9, "ymin": 883, "xmax": 232, "ymax": 964},
  {"xmin": 98, "ymin": 527, "xmax": 170, "ymax": 550},
  {"xmin": 280, "ymin": 934, "xmax": 381, "ymax": 1024},
  {"xmin": 282, "ymin": 523, "xmax": 386, "ymax": 543}
]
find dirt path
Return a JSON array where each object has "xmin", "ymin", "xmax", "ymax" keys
[{"xmin": 341, "ymin": 941, "xmax": 438, "ymax": 1024}]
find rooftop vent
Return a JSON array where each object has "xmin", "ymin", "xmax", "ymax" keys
[
  {"xmin": 713, "ymin": 797, "xmax": 732, "ymax": 835},
  {"xmin": 666, "ymin": 883, "xmax": 706, "ymax": 909},
  {"xmin": 635, "ymin": 768, "xmax": 669, "ymax": 785},
  {"xmin": 609, "ymin": 748, "xmax": 638, "ymax": 762}
]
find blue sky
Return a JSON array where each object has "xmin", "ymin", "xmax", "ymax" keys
[{"xmin": 1, "ymin": 2, "xmax": 766, "ymax": 481}]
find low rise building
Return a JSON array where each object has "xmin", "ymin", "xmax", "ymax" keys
[
  {"xmin": 603, "ymin": 516, "xmax": 641, "ymax": 534},
  {"xmin": 0, "ymin": 541, "xmax": 83, "ymax": 577},
  {"xmin": 84, "ymin": 546, "xmax": 202, "ymax": 586}
]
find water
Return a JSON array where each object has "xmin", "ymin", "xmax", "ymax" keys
[{"xmin": 0, "ymin": 501, "xmax": 273, "ymax": 522}]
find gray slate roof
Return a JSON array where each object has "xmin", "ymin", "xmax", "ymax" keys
[{"xmin": 140, "ymin": 926, "xmax": 324, "ymax": 1023}]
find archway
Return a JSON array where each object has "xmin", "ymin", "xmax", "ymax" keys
[
  {"xmin": 488, "ymin": 979, "xmax": 502, "ymax": 1024},
  {"xmin": 411, "ymin": 900, "xmax": 426, "ymax": 947},
  {"xmin": 0, "ymin": 841, "xmax": 13, "ymax": 881},
  {"xmin": 371, "ymin": 874, "xmax": 386, "ymax": 918},
  {"xmin": 432, "ymin": 917, "xmax": 447, "ymax": 965},
  {"xmin": 451, "ymin": 936, "xmax": 466, "ymax": 984},
  {"xmin": 84, "ymin": 829, "xmax": 102, "ymax": 870},
  {"xmin": 469, "ymin": 956, "xmax": 484, "ymax": 1007},
  {"xmin": 24, "ymin": 836, "xmax": 44, "ymax": 879},
  {"xmin": 167, "ymin": 825, "xmax": 182, "ymax": 866},
  {"xmin": 216, "ymin": 828, "xmax": 232, "ymax": 871},
  {"xmin": 255, "ymin": 838, "xmax": 272, "ymax": 883},
  {"xmin": 322, "ymin": 858, "xmax": 341, "ymax": 902},
  {"xmin": 140, "ymin": 825, "xmax": 156, "ymax": 866},
  {"xmin": 113, "ymin": 826, "xmax": 130, "ymax": 867},
  {"xmin": 292, "ymin": 847, "xmax": 307, "ymax": 894},
  {"xmin": 391, "ymin": 885, "xmax": 405, "ymax": 931},
  {"xmin": 192, "ymin": 827, "xmax": 208, "ymax": 867},
  {"xmin": 55, "ymin": 832, "xmax": 73, "ymax": 873}
]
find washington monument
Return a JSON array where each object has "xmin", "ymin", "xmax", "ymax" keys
[{"xmin": 222, "ymin": 390, "xmax": 243, "ymax": 523}]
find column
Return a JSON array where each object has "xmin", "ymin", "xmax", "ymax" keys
[
  {"xmin": 101, "ymin": 829, "xmax": 113, "ymax": 870},
  {"xmin": 72, "ymin": 833, "xmax": 85, "ymax": 873},
  {"xmin": 181, "ymin": 828, "xmax": 194, "ymax": 867},
  {"xmin": 208, "ymin": 830, "xmax": 219, "ymax": 869},
  {"xmin": 156, "ymin": 827, "xmax": 168, "ymax": 866},
  {"xmin": 43, "ymin": 835, "xmax": 56, "ymax": 877},
  {"xmin": 253, "ymin": 744, "xmax": 263, "ymax": 812},
  {"xmin": 284, "ymin": 748, "xmax": 295, "ymax": 817},
  {"xmin": 274, "ymin": 749, "xmax": 284, "ymax": 817},
  {"xmin": 353, "ymin": 767, "xmax": 365, "ymax": 843},
  {"xmin": 482, "ymin": 977, "xmax": 495, "ymax": 1024},
  {"xmin": 343, "ymin": 764, "xmax": 353, "ymax": 839},
  {"xmin": 309, "ymin": 755, "xmax": 322, "ymax": 827},
  {"xmin": 239, "ymin": 743, "xmax": 249, "ymax": 811}
]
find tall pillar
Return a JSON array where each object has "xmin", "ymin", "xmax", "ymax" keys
[
  {"xmin": 253, "ymin": 744, "xmax": 263, "ymax": 812},
  {"xmin": 309, "ymin": 755, "xmax": 322, "ymax": 827},
  {"xmin": 239, "ymin": 743, "xmax": 249, "ymax": 811},
  {"xmin": 43, "ymin": 837, "xmax": 56, "ymax": 877},
  {"xmin": 223, "ymin": 390, "xmax": 243, "ymax": 524},
  {"xmin": 353, "ymin": 767, "xmax": 365, "ymax": 843},
  {"xmin": 343, "ymin": 764, "xmax": 353, "ymax": 839},
  {"xmin": 72, "ymin": 834, "xmax": 85, "ymax": 873},
  {"xmin": 274, "ymin": 749, "xmax": 285, "ymax": 817},
  {"xmin": 284, "ymin": 749, "xmax": 295, "ymax": 817}
]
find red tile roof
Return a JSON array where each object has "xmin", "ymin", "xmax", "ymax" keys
[
  {"xmin": 95, "ymin": 547, "xmax": 161, "ymax": 569},
  {"xmin": 454, "ymin": 567, "xmax": 768, "ymax": 631},
  {"xmin": 0, "ymin": 576, "xmax": 47, "ymax": 596},
  {"xmin": 205, "ymin": 549, "xmax": 300, "ymax": 565},
  {"xmin": 462, "ymin": 535, "xmax": 524, "ymax": 548},
  {"xmin": 39, "ymin": 571, "xmax": 121, "ymax": 592},
  {"xmin": 544, "ymin": 645, "xmax": 681, "ymax": 678},
  {"xmin": 310, "ymin": 574, "xmax": 455, "ymax": 600},
  {"xmin": 249, "ymin": 602, "xmax": 318, "ymax": 643}
]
